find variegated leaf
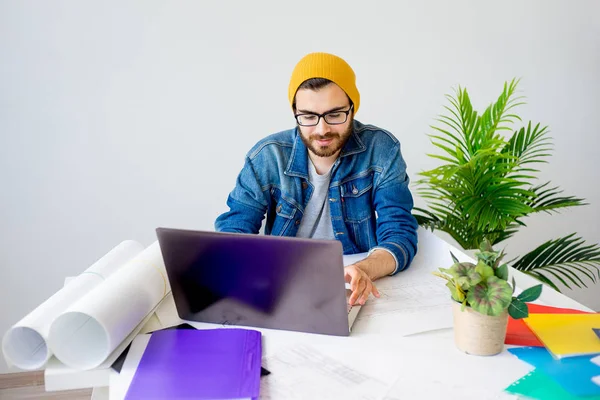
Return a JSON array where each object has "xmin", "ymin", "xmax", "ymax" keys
[
  {"xmin": 448, "ymin": 262, "xmax": 482, "ymax": 289},
  {"xmin": 475, "ymin": 260, "xmax": 495, "ymax": 280},
  {"xmin": 466, "ymin": 276, "xmax": 512, "ymax": 316}
]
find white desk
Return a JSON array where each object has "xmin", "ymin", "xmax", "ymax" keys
[{"xmin": 86, "ymin": 227, "xmax": 593, "ymax": 399}]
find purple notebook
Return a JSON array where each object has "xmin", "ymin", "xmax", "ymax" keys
[{"xmin": 125, "ymin": 328, "xmax": 262, "ymax": 400}]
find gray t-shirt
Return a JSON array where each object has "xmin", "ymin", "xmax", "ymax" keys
[{"xmin": 295, "ymin": 159, "xmax": 335, "ymax": 240}]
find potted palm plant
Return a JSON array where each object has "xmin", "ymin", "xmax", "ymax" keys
[
  {"xmin": 434, "ymin": 240, "xmax": 542, "ymax": 356},
  {"xmin": 414, "ymin": 79, "xmax": 600, "ymax": 293}
]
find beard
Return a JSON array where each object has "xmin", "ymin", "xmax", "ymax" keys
[{"xmin": 299, "ymin": 122, "xmax": 353, "ymax": 158}]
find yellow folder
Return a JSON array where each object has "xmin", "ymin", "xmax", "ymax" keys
[{"xmin": 523, "ymin": 313, "xmax": 600, "ymax": 359}]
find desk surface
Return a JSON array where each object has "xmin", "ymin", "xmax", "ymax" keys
[{"xmin": 106, "ymin": 227, "xmax": 593, "ymax": 399}]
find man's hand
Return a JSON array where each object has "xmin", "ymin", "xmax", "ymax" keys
[{"xmin": 344, "ymin": 264, "xmax": 381, "ymax": 305}]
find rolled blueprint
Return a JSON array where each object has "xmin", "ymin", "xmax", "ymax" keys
[
  {"xmin": 48, "ymin": 241, "xmax": 170, "ymax": 370},
  {"xmin": 2, "ymin": 240, "xmax": 144, "ymax": 370}
]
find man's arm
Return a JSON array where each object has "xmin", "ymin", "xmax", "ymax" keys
[
  {"xmin": 353, "ymin": 249, "xmax": 396, "ymax": 279},
  {"xmin": 215, "ymin": 156, "xmax": 268, "ymax": 233},
  {"xmin": 369, "ymin": 140, "xmax": 419, "ymax": 273},
  {"xmin": 345, "ymin": 141, "xmax": 419, "ymax": 305}
]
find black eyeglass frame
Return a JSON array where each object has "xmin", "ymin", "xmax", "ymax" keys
[{"xmin": 294, "ymin": 104, "xmax": 354, "ymax": 126}]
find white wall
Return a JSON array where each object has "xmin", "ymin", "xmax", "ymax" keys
[{"xmin": 1, "ymin": 0, "xmax": 599, "ymax": 373}]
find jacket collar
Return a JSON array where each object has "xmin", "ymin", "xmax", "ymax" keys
[{"xmin": 285, "ymin": 120, "xmax": 367, "ymax": 178}]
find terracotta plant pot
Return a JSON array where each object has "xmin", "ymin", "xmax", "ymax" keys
[{"xmin": 452, "ymin": 301, "xmax": 508, "ymax": 356}]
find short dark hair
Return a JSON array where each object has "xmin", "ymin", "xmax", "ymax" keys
[
  {"xmin": 298, "ymin": 78, "xmax": 333, "ymax": 91},
  {"xmin": 293, "ymin": 78, "xmax": 353, "ymax": 110}
]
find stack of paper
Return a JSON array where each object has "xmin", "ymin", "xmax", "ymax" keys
[{"xmin": 124, "ymin": 328, "xmax": 262, "ymax": 400}]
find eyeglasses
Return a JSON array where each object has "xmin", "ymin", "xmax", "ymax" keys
[{"xmin": 294, "ymin": 104, "xmax": 354, "ymax": 127}]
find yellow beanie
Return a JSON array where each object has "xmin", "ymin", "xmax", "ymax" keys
[{"xmin": 288, "ymin": 52, "xmax": 360, "ymax": 115}]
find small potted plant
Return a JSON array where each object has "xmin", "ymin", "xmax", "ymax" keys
[{"xmin": 434, "ymin": 239, "xmax": 543, "ymax": 356}]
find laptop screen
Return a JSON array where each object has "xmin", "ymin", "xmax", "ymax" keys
[{"xmin": 156, "ymin": 228, "xmax": 351, "ymax": 336}]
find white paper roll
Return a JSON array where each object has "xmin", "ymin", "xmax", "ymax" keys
[
  {"xmin": 48, "ymin": 241, "xmax": 169, "ymax": 370},
  {"xmin": 2, "ymin": 240, "xmax": 144, "ymax": 371}
]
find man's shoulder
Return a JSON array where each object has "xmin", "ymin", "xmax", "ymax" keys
[
  {"xmin": 353, "ymin": 120, "xmax": 400, "ymax": 148},
  {"xmin": 246, "ymin": 127, "xmax": 296, "ymax": 160}
]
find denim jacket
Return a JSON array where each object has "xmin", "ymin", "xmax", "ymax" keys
[{"xmin": 215, "ymin": 120, "xmax": 419, "ymax": 273}]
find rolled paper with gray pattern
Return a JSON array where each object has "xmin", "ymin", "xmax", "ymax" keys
[
  {"xmin": 48, "ymin": 241, "xmax": 169, "ymax": 370},
  {"xmin": 2, "ymin": 240, "xmax": 144, "ymax": 370}
]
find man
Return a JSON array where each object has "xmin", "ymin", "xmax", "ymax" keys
[{"xmin": 215, "ymin": 52, "xmax": 418, "ymax": 306}]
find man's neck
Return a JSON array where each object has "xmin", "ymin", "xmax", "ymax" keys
[{"xmin": 308, "ymin": 151, "xmax": 340, "ymax": 175}]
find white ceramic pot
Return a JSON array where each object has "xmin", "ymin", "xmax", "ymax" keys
[{"xmin": 452, "ymin": 301, "xmax": 508, "ymax": 356}]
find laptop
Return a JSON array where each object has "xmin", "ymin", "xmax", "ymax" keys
[{"xmin": 155, "ymin": 227, "xmax": 361, "ymax": 336}]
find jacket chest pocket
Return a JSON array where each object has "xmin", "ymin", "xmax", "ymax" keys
[
  {"xmin": 270, "ymin": 194, "xmax": 298, "ymax": 236},
  {"xmin": 340, "ymin": 174, "xmax": 373, "ymax": 222}
]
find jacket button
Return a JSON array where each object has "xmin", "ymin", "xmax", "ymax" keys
[
  {"xmin": 302, "ymin": 182, "xmax": 308, "ymax": 190},
  {"xmin": 352, "ymin": 186, "xmax": 358, "ymax": 195},
  {"xmin": 295, "ymin": 219, "xmax": 300, "ymax": 225},
  {"xmin": 276, "ymin": 205, "xmax": 282, "ymax": 213}
]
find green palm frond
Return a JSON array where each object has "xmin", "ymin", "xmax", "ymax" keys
[
  {"xmin": 415, "ymin": 78, "xmax": 598, "ymax": 292},
  {"xmin": 413, "ymin": 207, "xmax": 440, "ymax": 225},
  {"xmin": 417, "ymin": 79, "xmax": 537, "ymax": 244},
  {"xmin": 478, "ymin": 78, "xmax": 524, "ymax": 138},
  {"xmin": 525, "ymin": 181, "xmax": 588, "ymax": 214},
  {"xmin": 511, "ymin": 234, "xmax": 600, "ymax": 292},
  {"xmin": 416, "ymin": 79, "xmax": 586, "ymax": 245},
  {"xmin": 502, "ymin": 121, "xmax": 553, "ymax": 171},
  {"xmin": 413, "ymin": 206, "xmax": 514, "ymax": 250},
  {"xmin": 492, "ymin": 221, "xmax": 524, "ymax": 245}
]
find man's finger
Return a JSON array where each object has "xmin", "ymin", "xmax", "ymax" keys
[
  {"xmin": 359, "ymin": 280, "xmax": 372, "ymax": 305},
  {"xmin": 349, "ymin": 279, "xmax": 360, "ymax": 304},
  {"xmin": 349, "ymin": 286, "xmax": 359, "ymax": 305},
  {"xmin": 350, "ymin": 272, "xmax": 361, "ymax": 292},
  {"xmin": 344, "ymin": 271, "xmax": 352, "ymax": 284},
  {"xmin": 350, "ymin": 279, "xmax": 366, "ymax": 305},
  {"xmin": 344, "ymin": 266, "xmax": 354, "ymax": 283},
  {"xmin": 372, "ymin": 282, "xmax": 381, "ymax": 298}
]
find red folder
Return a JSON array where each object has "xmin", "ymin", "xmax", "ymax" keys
[{"xmin": 505, "ymin": 303, "xmax": 590, "ymax": 347}]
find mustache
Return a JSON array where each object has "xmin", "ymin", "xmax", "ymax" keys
[{"xmin": 310, "ymin": 133, "xmax": 339, "ymax": 140}]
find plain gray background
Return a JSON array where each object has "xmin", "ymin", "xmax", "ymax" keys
[{"xmin": 1, "ymin": 0, "xmax": 599, "ymax": 373}]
